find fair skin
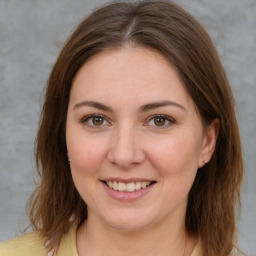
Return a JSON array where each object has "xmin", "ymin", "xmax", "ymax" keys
[{"xmin": 66, "ymin": 46, "xmax": 219, "ymax": 256}]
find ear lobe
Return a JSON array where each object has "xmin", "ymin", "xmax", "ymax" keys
[{"xmin": 199, "ymin": 118, "xmax": 220, "ymax": 168}]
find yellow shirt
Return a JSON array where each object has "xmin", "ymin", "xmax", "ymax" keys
[{"xmin": 0, "ymin": 224, "xmax": 201, "ymax": 256}]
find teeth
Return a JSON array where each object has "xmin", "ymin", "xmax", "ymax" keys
[
  {"xmin": 118, "ymin": 182, "xmax": 126, "ymax": 192},
  {"xmin": 141, "ymin": 181, "xmax": 147, "ymax": 188},
  {"xmin": 106, "ymin": 181, "xmax": 151, "ymax": 192},
  {"xmin": 113, "ymin": 181, "xmax": 117, "ymax": 190},
  {"xmin": 126, "ymin": 182, "xmax": 136, "ymax": 192},
  {"xmin": 135, "ymin": 182, "xmax": 142, "ymax": 190},
  {"xmin": 108, "ymin": 181, "xmax": 113, "ymax": 188}
]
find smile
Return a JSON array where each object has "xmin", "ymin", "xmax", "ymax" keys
[{"xmin": 105, "ymin": 181, "xmax": 154, "ymax": 192}]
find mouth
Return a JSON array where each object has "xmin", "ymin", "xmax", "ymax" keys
[{"xmin": 103, "ymin": 180, "xmax": 156, "ymax": 193}]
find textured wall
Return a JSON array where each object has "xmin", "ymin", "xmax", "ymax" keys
[{"xmin": 0, "ymin": 0, "xmax": 255, "ymax": 255}]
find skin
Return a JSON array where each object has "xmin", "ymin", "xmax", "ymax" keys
[{"xmin": 66, "ymin": 46, "xmax": 219, "ymax": 256}]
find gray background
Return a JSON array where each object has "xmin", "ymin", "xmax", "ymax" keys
[{"xmin": 0, "ymin": 0, "xmax": 255, "ymax": 255}]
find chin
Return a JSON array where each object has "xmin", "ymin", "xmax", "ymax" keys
[
  {"xmin": 100, "ymin": 208, "xmax": 157, "ymax": 232},
  {"xmin": 108, "ymin": 220, "xmax": 152, "ymax": 232}
]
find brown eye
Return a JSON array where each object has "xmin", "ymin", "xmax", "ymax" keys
[
  {"xmin": 146, "ymin": 114, "xmax": 174, "ymax": 128},
  {"xmin": 154, "ymin": 117, "xmax": 166, "ymax": 126},
  {"xmin": 82, "ymin": 114, "xmax": 110, "ymax": 128},
  {"xmin": 92, "ymin": 116, "xmax": 104, "ymax": 126}
]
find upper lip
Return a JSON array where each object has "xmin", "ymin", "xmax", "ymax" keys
[{"xmin": 100, "ymin": 177, "xmax": 155, "ymax": 183}]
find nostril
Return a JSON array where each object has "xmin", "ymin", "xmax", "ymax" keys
[
  {"xmin": 107, "ymin": 147, "xmax": 146, "ymax": 168},
  {"xmin": 106, "ymin": 131, "xmax": 146, "ymax": 168}
]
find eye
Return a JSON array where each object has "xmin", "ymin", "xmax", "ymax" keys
[
  {"xmin": 146, "ymin": 114, "xmax": 175, "ymax": 128},
  {"xmin": 81, "ymin": 114, "xmax": 110, "ymax": 128}
]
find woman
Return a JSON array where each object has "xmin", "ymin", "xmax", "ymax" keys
[{"xmin": 0, "ymin": 1, "xmax": 243, "ymax": 256}]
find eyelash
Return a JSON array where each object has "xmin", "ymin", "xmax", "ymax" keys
[
  {"xmin": 80, "ymin": 114, "xmax": 111, "ymax": 128},
  {"xmin": 145, "ymin": 114, "xmax": 175, "ymax": 128},
  {"xmin": 80, "ymin": 114, "xmax": 175, "ymax": 129}
]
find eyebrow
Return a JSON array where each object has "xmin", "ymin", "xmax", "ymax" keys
[
  {"xmin": 139, "ymin": 100, "xmax": 186, "ymax": 112},
  {"xmin": 73, "ymin": 100, "xmax": 113, "ymax": 112},
  {"xmin": 73, "ymin": 100, "xmax": 186, "ymax": 112}
]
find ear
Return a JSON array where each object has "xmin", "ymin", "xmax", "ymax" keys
[{"xmin": 198, "ymin": 119, "xmax": 220, "ymax": 168}]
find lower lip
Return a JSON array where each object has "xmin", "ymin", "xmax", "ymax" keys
[{"xmin": 102, "ymin": 182, "xmax": 156, "ymax": 202}]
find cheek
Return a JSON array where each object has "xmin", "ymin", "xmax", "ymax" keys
[
  {"xmin": 66, "ymin": 127, "xmax": 108, "ymax": 176},
  {"xmin": 147, "ymin": 133, "xmax": 202, "ymax": 176},
  {"xmin": 67, "ymin": 135, "xmax": 109, "ymax": 204},
  {"xmin": 71, "ymin": 140, "xmax": 106, "ymax": 174}
]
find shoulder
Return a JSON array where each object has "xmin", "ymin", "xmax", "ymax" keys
[
  {"xmin": 191, "ymin": 238, "xmax": 202, "ymax": 256},
  {"xmin": 190, "ymin": 239, "xmax": 241, "ymax": 256},
  {"xmin": 0, "ymin": 232, "xmax": 48, "ymax": 256}
]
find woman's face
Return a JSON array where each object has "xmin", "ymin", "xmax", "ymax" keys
[{"xmin": 66, "ymin": 46, "xmax": 217, "ymax": 231}]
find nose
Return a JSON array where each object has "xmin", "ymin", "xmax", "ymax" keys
[{"xmin": 107, "ymin": 125, "xmax": 146, "ymax": 169}]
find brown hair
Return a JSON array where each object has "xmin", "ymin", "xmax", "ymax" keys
[{"xmin": 28, "ymin": 1, "xmax": 243, "ymax": 255}]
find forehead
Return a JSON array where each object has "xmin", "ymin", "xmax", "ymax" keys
[{"xmin": 70, "ymin": 46, "xmax": 194, "ymax": 110}]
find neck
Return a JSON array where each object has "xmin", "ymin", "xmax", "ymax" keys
[{"xmin": 76, "ymin": 213, "xmax": 195, "ymax": 256}]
